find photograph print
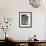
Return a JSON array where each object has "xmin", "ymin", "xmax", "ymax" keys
[{"xmin": 19, "ymin": 12, "xmax": 32, "ymax": 28}]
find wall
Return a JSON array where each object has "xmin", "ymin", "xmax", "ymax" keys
[{"xmin": 0, "ymin": 0, "xmax": 46, "ymax": 40}]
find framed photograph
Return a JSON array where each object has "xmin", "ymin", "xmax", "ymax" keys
[{"xmin": 19, "ymin": 12, "xmax": 32, "ymax": 28}]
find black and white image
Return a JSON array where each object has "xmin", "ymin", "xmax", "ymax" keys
[
  {"xmin": 19, "ymin": 12, "xmax": 32, "ymax": 28},
  {"xmin": 21, "ymin": 14, "xmax": 29, "ymax": 25}
]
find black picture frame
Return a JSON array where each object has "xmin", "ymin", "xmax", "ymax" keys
[{"xmin": 19, "ymin": 12, "xmax": 32, "ymax": 28}]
